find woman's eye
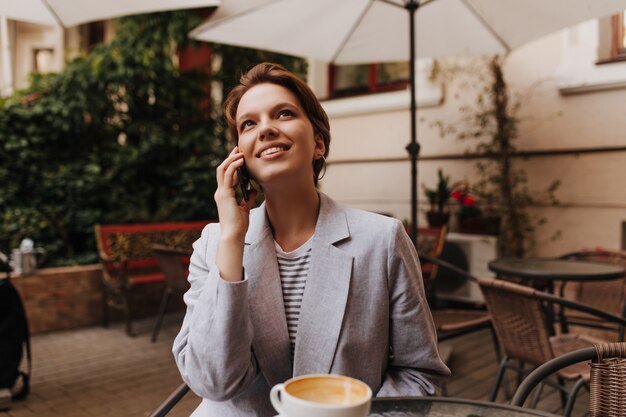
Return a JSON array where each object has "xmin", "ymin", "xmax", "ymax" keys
[
  {"xmin": 277, "ymin": 110, "xmax": 293, "ymax": 119},
  {"xmin": 240, "ymin": 120, "xmax": 255, "ymax": 131}
]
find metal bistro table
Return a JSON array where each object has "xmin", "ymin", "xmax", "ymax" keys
[
  {"xmin": 488, "ymin": 257, "xmax": 626, "ymax": 332},
  {"xmin": 370, "ymin": 397, "xmax": 560, "ymax": 416},
  {"xmin": 488, "ymin": 258, "xmax": 626, "ymax": 295}
]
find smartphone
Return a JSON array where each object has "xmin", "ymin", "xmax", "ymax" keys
[{"xmin": 237, "ymin": 163, "xmax": 251, "ymax": 202}]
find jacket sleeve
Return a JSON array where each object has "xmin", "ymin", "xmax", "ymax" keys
[
  {"xmin": 377, "ymin": 221, "xmax": 451, "ymax": 396},
  {"xmin": 172, "ymin": 223, "xmax": 258, "ymax": 401}
]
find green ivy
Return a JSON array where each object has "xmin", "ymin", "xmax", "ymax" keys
[{"xmin": 0, "ymin": 10, "xmax": 305, "ymax": 266}]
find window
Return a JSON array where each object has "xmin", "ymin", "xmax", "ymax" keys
[
  {"xmin": 328, "ymin": 62, "xmax": 409, "ymax": 98},
  {"xmin": 79, "ymin": 21, "xmax": 105, "ymax": 52},
  {"xmin": 610, "ymin": 11, "xmax": 626, "ymax": 60},
  {"xmin": 33, "ymin": 49, "xmax": 54, "ymax": 73}
]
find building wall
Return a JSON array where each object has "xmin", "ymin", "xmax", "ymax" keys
[
  {"xmin": 1, "ymin": 19, "xmax": 115, "ymax": 94},
  {"xmin": 316, "ymin": 20, "xmax": 626, "ymax": 257},
  {"xmin": 13, "ymin": 22, "xmax": 63, "ymax": 89}
]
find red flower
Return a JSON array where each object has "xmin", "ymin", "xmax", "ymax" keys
[
  {"xmin": 463, "ymin": 196, "xmax": 476, "ymax": 206},
  {"xmin": 451, "ymin": 190, "xmax": 462, "ymax": 200}
]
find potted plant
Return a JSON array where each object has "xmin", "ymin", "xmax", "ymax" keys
[
  {"xmin": 422, "ymin": 169, "xmax": 452, "ymax": 228},
  {"xmin": 451, "ymin": 182, "xmax": 499, "ymax": 235}
]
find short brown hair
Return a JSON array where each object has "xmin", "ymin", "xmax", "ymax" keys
[{"xmin": 224, "ymin": 62, "xmax": 330, "ymax": 184}]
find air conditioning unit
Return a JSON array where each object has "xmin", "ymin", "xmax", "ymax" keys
[{"xmin": 435, "ymin": 232, "xmax": 497, "ymax": 304}]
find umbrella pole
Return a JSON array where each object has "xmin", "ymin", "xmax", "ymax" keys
[{"xmin": 405, "ymin": 0, "xmax": 420, "ymax": 245}]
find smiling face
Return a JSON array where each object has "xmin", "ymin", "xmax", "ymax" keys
[{"xmin": 236, "ymin": 83, "xmax": 325, "ymax": 188}]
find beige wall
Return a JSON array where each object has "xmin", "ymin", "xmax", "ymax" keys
[
  {"xmin": 2, "ymin": 19, "xmax": 115, "ymax": 93},
  {"xmin": 14, "ymin": 21, "xmax": 64, "ymax": 89},
  {"xmin": 317, "ymin": 22, "xmax": 626, "ymax": 257}
]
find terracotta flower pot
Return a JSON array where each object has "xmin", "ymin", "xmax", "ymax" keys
[
  {"xmin": 458, "ymin": 216, "xmax": 500, "ymax": 235},
  {"xmin": 426, "ymin": 211, "xmax": 450, "ymax": 228}
]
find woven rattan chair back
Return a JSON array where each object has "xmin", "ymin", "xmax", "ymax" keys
[
  {"xmin": 560, "ymin": 250, "xmax": 626, "ymax": 316},
  {"xmin": 479, "ymin": 279, "xmax": 554, "ymax": 366},
  {"xmin": 511, "ymin": 342, "xmax": 626, "ymax": 415},
  {"xmin": 590, "ymin": 342, "xmax": 626, "ymax": 416},
  {"xmin": 503, "ymin": 290, "xmax": 626, "ymax": 415}
]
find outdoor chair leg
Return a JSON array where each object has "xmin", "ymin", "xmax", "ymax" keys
[
  {"xmin": 563, "ymin": 378, "xmax": 586, "ymax": 417},
  {"xmin": 490, "ymin": 356, "xmax": 509, "ymax": 402},
  {"xmin": 557, "ymin": 376, "xmax": 567, "ymax": 409},
  {"xmin": 102, "ymin": 288, "xmax": 109, "ymax": 328},
  {"xmin": 124, "ymin": 293, "xmax": 134, "ymax": 336},
  {"xmin": 489, "ymin": 325, "xmax": 501, "ymax": 362},
  {"xmin": 151, "ymin": 288, "xmax": 172, "ymax": 343},
  {"xmin": 517, "ymin": 360, "xmax": 526, "ymax": 386}
]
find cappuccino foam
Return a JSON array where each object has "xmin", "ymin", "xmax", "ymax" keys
[{"xmin": 286, "ymin": 376, "xmax": 368, "ymax": 405}]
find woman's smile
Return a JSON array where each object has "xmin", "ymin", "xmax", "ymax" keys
[{"xmin": 256, "ymin": 143, "xmax": 291, "ymax": 159}]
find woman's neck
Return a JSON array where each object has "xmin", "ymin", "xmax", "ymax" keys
[{"xmin": 264, "ymin": 183, "xmax": 320, "ymax": 252}]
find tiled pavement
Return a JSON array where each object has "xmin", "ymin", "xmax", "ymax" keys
[{"xmin": 1, "ymin": 314, "xmax": 200, "ymax": 417}]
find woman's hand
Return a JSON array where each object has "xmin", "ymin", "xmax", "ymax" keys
[{"xmin": 214, "ymin": 147, "xmax": 257, "ymax": 281}]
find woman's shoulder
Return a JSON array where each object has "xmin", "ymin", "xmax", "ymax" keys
[
  {"xmin": 344, "ymin": 207, "xmax": 400, "ymax": 226},
  {"xmin": 200, "ymin": 221, "xmax": 221, "ymax": 237},
  {"xmin": 341, "ymin": 206, "xmax": 405, "ymax": 240}
]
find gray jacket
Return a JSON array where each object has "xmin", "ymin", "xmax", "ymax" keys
[{"xmin": 173, "ymin": 193, "xmax": 450, "ymax": 417}]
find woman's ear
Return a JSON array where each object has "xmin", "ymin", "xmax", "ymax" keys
[{"xmin": 314, "ymin": 134, "xmax": 326, "ymax": 159}]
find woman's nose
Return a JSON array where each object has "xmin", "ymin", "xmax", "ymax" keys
[{"xmin": 258, "ymin": 120, "xmax": 278, "ymax": 140}]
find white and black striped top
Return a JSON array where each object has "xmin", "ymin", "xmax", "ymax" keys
[{"xmin": 275, "ymin": 238, "xmax": 313, "ymax": 361}]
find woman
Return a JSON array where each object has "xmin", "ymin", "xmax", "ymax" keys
[{"xmin": 173, "ymin": 62, "xmax": 450, "ymax": 417}]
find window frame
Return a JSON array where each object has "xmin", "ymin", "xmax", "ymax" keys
[
  {"xmin": 610, "ymin": 12, "xmax": 626, "ymax": 61},
  {"xmin": 328, "ymin": 63, "xmax": 409, "ymax": 99}
]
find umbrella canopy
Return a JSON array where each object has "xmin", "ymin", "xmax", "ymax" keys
[
  {"xmin": 192, "ymin": 0, "xmax": 626, "ymax": 63},
  {"xmin": 0, "ymin": 0, "xmax": 220, "ymax": 27},
  {"xmin": 190, "ymin": 0, "xmax": 626, "ymax": 241}
]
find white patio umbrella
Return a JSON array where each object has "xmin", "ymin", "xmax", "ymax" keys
[
  {"xmin": 0, "ymin": 0, "xmax": 220, "ymax": 96},
  {"xmin": 190, "ymin": 0, "xmax": 626, "ymax": 241},
  {"xmin": 0, "ymin": 0, "xmax": 220, "ymax": 27}
]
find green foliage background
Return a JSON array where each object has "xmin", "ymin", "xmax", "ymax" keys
[{"xmin": 0, "ymin": 10, "xmax": 305, "ymax": 266}]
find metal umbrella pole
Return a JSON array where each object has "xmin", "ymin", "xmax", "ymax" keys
[{"xmin": 405, "ymin": 0, "xmax": 420, "ymax": 245}]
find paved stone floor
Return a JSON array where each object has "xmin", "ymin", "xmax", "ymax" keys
[
  {"xmin": 1, "ymin": 314, "xmax": 200, "ymax": 417},
  {"xmin": 1, "ymin": 316, "xmax": 588, "ymax": 417}
]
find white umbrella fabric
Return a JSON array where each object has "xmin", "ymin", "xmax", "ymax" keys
[
  {"xmin": 0, "ymin": 0, "xmax": 220, "ymax": 27},
  {"xmin": 192, "ymin": 0, "xmax": 626, "ymax": 64},
  {"xmin": 0, "ymin": 0, "xmax": 220, "ymax": 96},
  {"xmin": 190, "ymin": 0, "xmax": 626, "ymax": 240}
]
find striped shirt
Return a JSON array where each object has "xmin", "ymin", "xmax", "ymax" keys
[{"xmin": 275, "ymin": 237, "xmax": 313, "ymax": 361}]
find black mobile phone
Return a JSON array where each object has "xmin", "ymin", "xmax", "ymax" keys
[{"xmin": 237, "ymin": 164, "xmax": 251, "ymax": 202}]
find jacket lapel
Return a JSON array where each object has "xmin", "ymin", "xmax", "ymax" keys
[
  {"xmin": 243, "ymin": 206, "xmax": 293, "ymax": 387},
  {"xmin": 293, "ymin": 194, "xmax": 353, "ymax": 376}
]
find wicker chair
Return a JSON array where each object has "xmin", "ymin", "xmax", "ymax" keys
[
  {"xmin": 512, "ymin": 343, "xmax": 626, "ymax": 417},
  {"xmin": 478, "ymin": 278, "xmax": 626, "ymax": 416},
  {"xmin": 416, "ymin": 227, "xmax": 493, "ymax": 342},
  {"xmin": 419, "ymin": 254, "xmax": 494, "ymax": 343},
  {"xmin": 557, "ymin": 250, "xmax": 626, "ymax": 341}
]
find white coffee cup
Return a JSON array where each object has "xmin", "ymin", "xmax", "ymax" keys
[{"xmin": 269, "ymin": 374, "xmax": 372, "ymax": 417}]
